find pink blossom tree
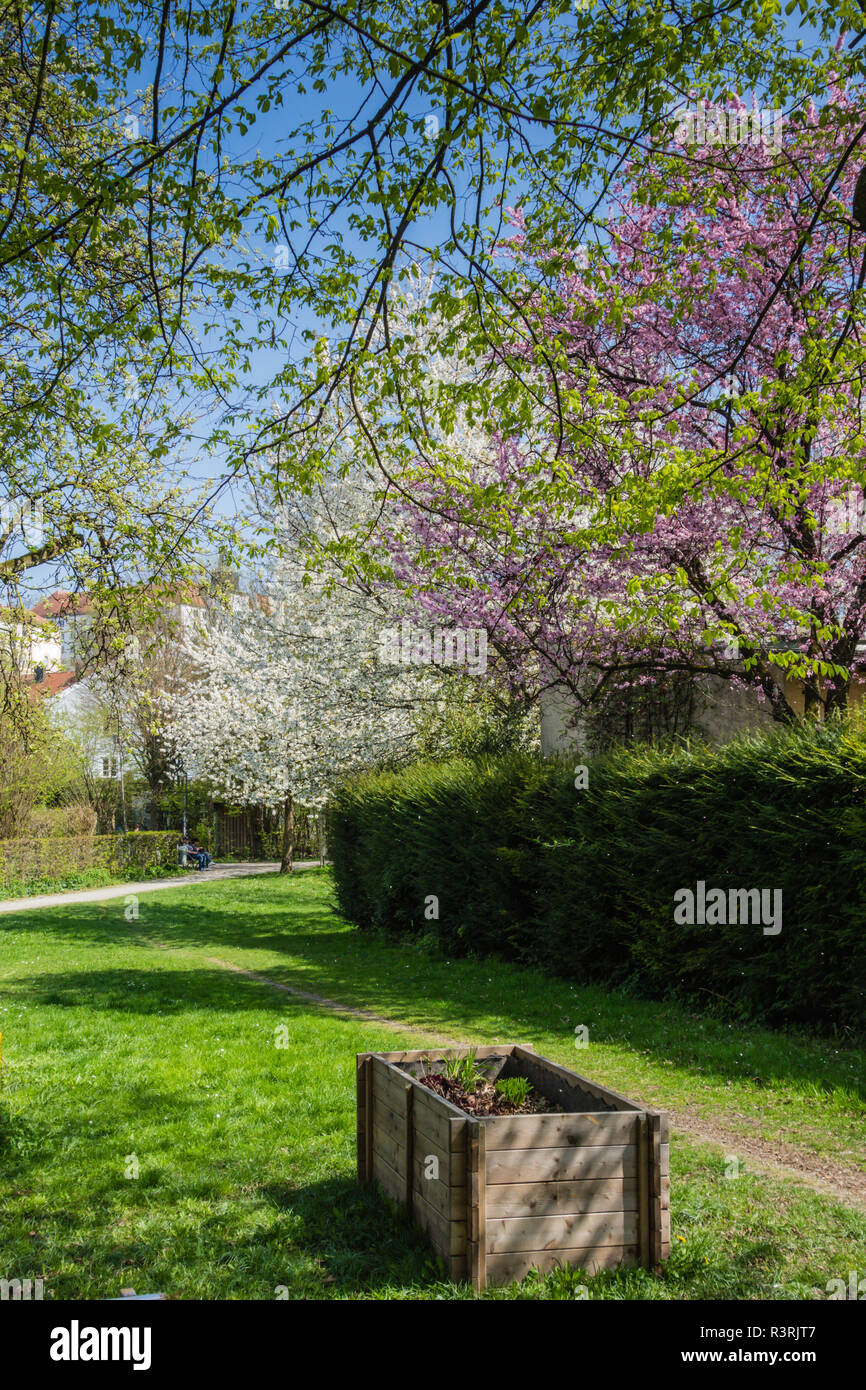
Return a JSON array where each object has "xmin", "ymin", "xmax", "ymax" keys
[{"xmin": 381, "ymin": 90, "xmax": 866, "ymax": 725}]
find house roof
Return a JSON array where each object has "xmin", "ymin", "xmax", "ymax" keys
[
  {"xmin": 31, "ymin": 584, "xmax": 208, "ymax": 620},
  {"xmin": 25, "ymin": 669, "xmax": 77, "ymax": 698},
  {"xmin": 0, "ymin": 606, "xmax": 52, "ymax": 628},
  {"xmin": 31, "ymin": 590, "xmax": 93, "ymax": 620}
]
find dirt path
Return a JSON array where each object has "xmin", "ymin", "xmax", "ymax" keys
[
  {"xmin": 0, "ymin": 861, "xmax": 323, "ymax": 914},
  {"xmin": 668, "ymin": 1108, "xmax": 866, "ymax": 1210},
  {"xmin": 198, "ymin": 954, "xmax": 866, "ymax": 1213}
]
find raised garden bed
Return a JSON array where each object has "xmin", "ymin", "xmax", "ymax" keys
[{"xmin": 356, "ymin": 1044, "xmax": 670, "ymax": 1289}]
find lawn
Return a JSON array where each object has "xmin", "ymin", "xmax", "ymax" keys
[
  {"xmin": 0, "ymin": 868, "xmax": 864, "ymax": 1300},
  {"xmin": 0, "ymin": 864, "xmax": 189, "ymax": 900}
]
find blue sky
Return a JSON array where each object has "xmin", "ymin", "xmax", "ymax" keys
[{"xmin": 8, "ymin": 1, "xmax": 855, "ymax": 600}]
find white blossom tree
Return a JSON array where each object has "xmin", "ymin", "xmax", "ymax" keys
[
  {"xmin": 170, "ymin": 469, "xmax": 440, "ymax": 870},
  {"xmin": 170, "ymin": 297, "xmax": 515, "ymax": 864}
]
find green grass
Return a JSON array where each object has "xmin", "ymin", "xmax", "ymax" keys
[
  {"xmin": 0, "ymin": 864, "xmax": 190, "ymax": 899},
  {"xmin": 0, "ymin": 869, "xmax": 864, "ymax": 1300}
]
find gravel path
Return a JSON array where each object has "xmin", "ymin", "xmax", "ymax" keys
[{"xmin": 0, "ymin": 861, "xmax": 323, "ymax": 913}]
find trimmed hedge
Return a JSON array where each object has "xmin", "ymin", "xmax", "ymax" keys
[
  {"xmin": 0, "ymin": 830, "xmax": 183, "ymax": 889},
  {"xmin": 328, "ymin": 725, "xmax": 866, "ymax": 1034}
]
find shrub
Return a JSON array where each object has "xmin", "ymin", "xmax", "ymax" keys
[
  {"xmin": 0, "ymin": 695, "xmax": 80, "ymax": 837},
  {"xmin": 0, "ymin": 830, "xmax": 183, "ymax": 889},
  {"xmin": 26, "ymin": 804, "xmax": 98, "ymax": 838},
  {"xmin": 328, "ymin": 724, "xmax": 866, "ymax": 1034}
]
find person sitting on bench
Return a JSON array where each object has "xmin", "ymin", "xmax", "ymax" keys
[
  {"xmin": 189, "ymin": 839, "xmax": 211, "ymax": 870},
  {"xmin": 181, "ymin": 837, "xmax": 211, "ymax": 870}
]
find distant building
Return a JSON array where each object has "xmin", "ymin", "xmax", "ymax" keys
[
  {"xmin": 0, "ymin": 606, "xmax": 63, "ymax": 677},
  {"xmin": 540, "ymin": 656, "xmax": 866, "ymax": 756}
]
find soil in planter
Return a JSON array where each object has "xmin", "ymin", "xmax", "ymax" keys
[{"xmin": 416, "ymin": 1071, "xmax": 553, "ymax": 1117}]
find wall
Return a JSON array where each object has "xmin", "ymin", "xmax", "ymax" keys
[{"xmin": 539, "ymin": 671, "xmax": 855, "ymax": 755}]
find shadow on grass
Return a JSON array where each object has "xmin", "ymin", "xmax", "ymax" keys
[
  {"xmin": 4, "ymin": 871, "xmax": 864, "ymax": 1105},
  {"xmin": 0, "ymin": 1100, "xmax": 44, "ymax": 1172},
  {"xmin": 19, "ymin": 1176, "xmax": 447, "ymax": 1300},
  {"xmin": 257, "ymin": 1174, "xmax": 446, "ymax": 1293},
  {"xmin": 0, "ymin": 966, "xmax": 351, "ymax": 1017}
]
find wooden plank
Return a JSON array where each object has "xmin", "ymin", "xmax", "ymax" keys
[
  {"xmin": 650, "ymin": 1163, "xmax": 669, "ymax": 1196},
  {"xmin": 374, "ymin": 1072, "xmax": 455, "ymax": 1152},
  {"xmin": 375, "ymin": 1139, "xmax": 464, "ymax": 1262},
  {"xmin": 648, "ymin": 1112, "xmax": 671, "ymax": 1266},
  {"xmin": 478, "ymin": 1123, "xmax": 487, "ymax": 1291},
  {"xmin": 356, "ymin": 1053, "xmax": 371, "ymax": 1183},
  {"xmin": 411, "ymin": 1082, "xmax": 469, "ymax": 1146},
  {"xmin": 373, "ymin": 1094, "xmax": 409, "ymax": 1149},
  {"xmin": 413, "ymin": 1155, "xmax": 465, "ymax": 1221},
  {"xmin": 372, "ymin": 1148, "xmax": 465, "ymax": 1261},
  {"xmin": 411, "ymin": 1185, "xmax": 468, "ymax": 1258},
  {"xmin": 485, "ymin": 1111, "xmax": 640, "ymax": 1152},
  {"xmin": 372, "ymin": 1125, "xmax": 407, "ymax": 1177},
  {"xmin": 372, "ymin": 1046, "xmax": 516, "ymax": 1066},
  {"xmin": 449, "ymin": 1116, "xmax": 469, "ymax": 1165},
  {"xmin": 372, "ymin": 1132, "xmax": 466, "ymax": 1222},
  {"xmin": 372, "ymin": 1103, "xmax": 469, "ymax": 1217},
  {"xmin": 416, "ymin": 1133, "xmax": 465, "ymax": 1190},
  {"xmin": 486, "ymin": 1210, "xmax": 638, "ymax": 1255},
  {"xmin": 486, "ymin": 1245, "xmax": 639, "ymax": 1284},
  {"xmin": 509, "ymin": 1046, "xmax": 636, "ymax": 1113},
  {"xmin": 510, "ymin": 1047, "xmax": 642, "ymax": 1112},
  {"xmin": 651, "ymin": 1174, "xmax": 671, "ymax": 1207},
  {"xmin": 485, "ymin": 1178, "xmax": 638, "ymax": 1218},
  {"xmin": 404, "ymin": 1081, "xmax": 414, "ymax": 1213},
  {"xmin": 486, "ymin": 1143, "xmax": 637, "ymax": 1184},
  {"xmin": 371, "ymin": 1148, "xmax": 405, "ymax": 1206},
  {"xmin": 468, "ymin": 1121, "xmax": 487, "ymax": 1291},
  {"xmin": 364, "ymin": 1053, "xmax": 374, "ymax": 1181},
  {"xmin": 372, "ymin": 1092, "xmax": 466, "ymax": 1183},
  {"xmin": 648, "ymin": 1110, "xmax": 660, "ymax": 1266},
  {"xmin": 374, "ymin": 1061, "xmax": 465, "ymax": 1141},
  {"xmin": 638, "ymin": 1111, "xmax": 650, "ymax": 1268}
]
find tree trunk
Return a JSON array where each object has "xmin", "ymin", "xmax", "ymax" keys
[
  {"xmin": 803, "ymin": 681, "xmax": 822, "ymax": 721},
  {"xmin": 118, "ymin": 742, "xmax": 128, "ymax": 833},
  {"xmin": 280, "ymin": 793, "xmax": 294, "ymax": 874},
  {"xmin": 825, "ymin": 681, "xmax": 849, "ymax": 719}
]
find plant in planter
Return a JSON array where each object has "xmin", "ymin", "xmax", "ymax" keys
[
  {"xmin": 416, "ymin": 1048, "xmax": 544, "ymax": 1118},
  {"xmin": 442, "ymin": 1049, "xmax": 485, "ymax": 1090},
  {"xmin": 357, "ymin": 1044, "xmax": 670, "ymax": 1289},
  {"xmin": 494, "ymin": 1076, "xmax": 533, "ymax": 1110}
]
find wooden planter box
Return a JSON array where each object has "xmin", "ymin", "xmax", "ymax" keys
[{"xmin": 357, "ymin": 1044, "xmax": 670, "ymax": 1289}]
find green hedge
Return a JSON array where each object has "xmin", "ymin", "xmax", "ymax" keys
[
  {"xmin": 0, "ymin": 831, "xmax": 183, "ymax": 889},
  {"xmin": 328, "ymin": 725, "xmax": 866, "ymax": 1034}
]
